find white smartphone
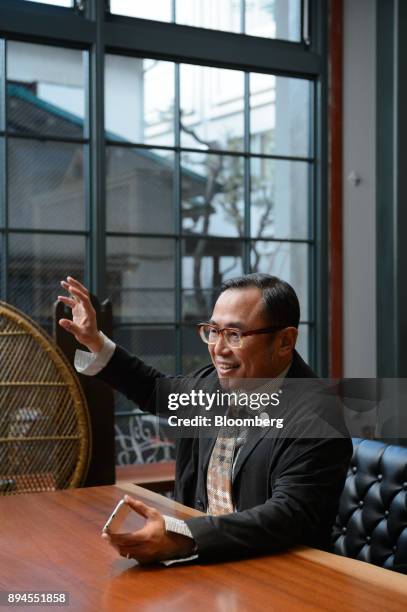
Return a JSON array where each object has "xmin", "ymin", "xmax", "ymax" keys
[{"xmin": 102, "ymin": 499, "xmax": 141, "ymax": 534}]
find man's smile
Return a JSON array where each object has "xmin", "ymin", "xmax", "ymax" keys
[{"xmin": 216, "ymin": 361, "xmax": 240, "ymax": 374}]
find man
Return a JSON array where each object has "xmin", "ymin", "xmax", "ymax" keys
[{"xmin": 58, "ymin": 273, "xmax": 352, "ymax": 564}]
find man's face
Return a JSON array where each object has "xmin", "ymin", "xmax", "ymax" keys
[{"xmin": 208, "ymin": 287, "xmax": 294, "ymax": 380}]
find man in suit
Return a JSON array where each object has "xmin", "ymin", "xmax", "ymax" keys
[{"xmin": 58, "ymin": 273, "xmax": 352, "ymax": 564}]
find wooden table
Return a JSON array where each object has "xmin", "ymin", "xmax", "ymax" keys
[
  {"xmin": 1, "ymin": 483, "xmax": 406, "ymax": 612},
  {"xmin": 116, "ymin": 461, "xmax": 175, "ymax": 493}
]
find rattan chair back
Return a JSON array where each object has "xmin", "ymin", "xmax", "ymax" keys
[{"xmin": 0, "ymin": 301, "xmax": 90, "ymax": 495}]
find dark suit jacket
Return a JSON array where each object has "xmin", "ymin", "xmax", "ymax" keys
[{"xmin": 98, "ymin": 346, "xmax": 352, "ymax": 562}]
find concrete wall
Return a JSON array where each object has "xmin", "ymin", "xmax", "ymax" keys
[{"xmin": 342, "ymin": 0, "xmax": 377, "ymax": 377}]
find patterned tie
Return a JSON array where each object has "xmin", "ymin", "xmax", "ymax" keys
[
  {"xmin": 206, "ymin": 400, "xmax": 241, "ymax": 516},
  {"xmin": 206, "ymin": 371, "xmax": 290, "ymax": 515}
]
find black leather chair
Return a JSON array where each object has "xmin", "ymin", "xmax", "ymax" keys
[{"xmin": 333, "ymin": 438, "xmax": 407, "ymax": 574}]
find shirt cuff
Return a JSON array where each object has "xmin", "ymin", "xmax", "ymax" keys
[
  {"xmin": 163, "ymin": 515, "xmax": 195, "ymax": 539},
  {"xmin": 74, "ymin": 332, "xmax": 116, "ymax": 376},
  {"xmin": 160, "ymin": 515, "xmax": 198, "ymax": 566}
]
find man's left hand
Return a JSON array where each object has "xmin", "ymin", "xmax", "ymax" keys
[{"xmin": 101, "ymin": 495, "xmax": 195, "ymax": 564}]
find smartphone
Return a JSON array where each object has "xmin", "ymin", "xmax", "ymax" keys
[{"xmin": 102, "ymin": 499, "xmax": 141, "ymax": 534}]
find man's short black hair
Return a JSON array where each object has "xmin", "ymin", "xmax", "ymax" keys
[{"xmin": 220, "ymin": 273, "xmax": 300, "ymax": 329}]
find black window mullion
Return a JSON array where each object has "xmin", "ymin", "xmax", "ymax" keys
[
  {"xmin": 0, "ymin": 0, "xmax": 95, "ymax": 46},
  {"xmin": 6, "ymin": 228, "xmax": 87, "ymax": 237},
  {"xmin": 301, "ymin": 0, "xmax": 311, "ymax": 47},
  {"xmin": 105, "ymin": 136, "xmax": 314, "ymax": 163},
  {"xmin": 310, "ymin": 0, "xmax": 328, "ymax": 372},
  {"xmin": 243, "ymin": 71, "xmax": 250, "ymax": 274},
  {"xmin": 105, "ymin": 231, "xmax": 313, "ymax": 245},
  {"xmin": 308, "ymin": 80, "xmax": 316, "ymax": 366},
  {"xmin": 241, "ymin": 0, "xmax": 245, "ymax": 35},
  {"xmin": 88, "ymin": 0, "xmax": 106, "ymax": 298},
  {"xmin": 0, "ymin": 39, "xmax": 7, "ymax": 300},
  {"xmin": 114, "ymin": 321, "xmax": 179, "ymax": 328},
  {"xmin": 0, "ymin": 40, "xmax": 5, "ymax": 133},
  {"xmin": 5, "ymin": 132, "xmax": 88, "ymax": 146},
  {"xmin": 104, "ymin": 17, "xmax": 321, "ymax": 77},
  {"xmin": 174, "ymin": 62, "xmax": 182, "ymax": 374},
  {"xmin": 313, "ymin": 74, "xmax": 328, "ymax": 374},
  {"xmin": 83, "ymin": 48, "xmax": 91, "ymax": 288}
]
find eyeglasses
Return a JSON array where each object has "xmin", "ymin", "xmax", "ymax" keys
[{"xmin": 197, "ymin": 322, "xmax": 286, "ymax": 349}]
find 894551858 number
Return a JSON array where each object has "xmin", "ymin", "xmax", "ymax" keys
[{"xmin": 0, "ymin": 592, "xmax": 69, "ymax": 606}]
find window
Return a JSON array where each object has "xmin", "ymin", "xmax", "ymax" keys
[
  {"xmin": 2, "ymin": 40, "xmax": 87, "ymax": 333},
  {"xmin": 22, "ymin": 0, "xmax": 73, "ymax": 6},
  {"xmin": 105, "ymin": 56, "xmax": 313, "ymax": 372},
  {"xmin": 110, "ymin": 0, "xmax": 172, "ymax": 23},
  {"xmin": 0, "ymin": 0, "xmax": 327, "ymax": 463},
  {"xmin": 110, "ymin": 0, "xmax": 302, "ymax": 42}
]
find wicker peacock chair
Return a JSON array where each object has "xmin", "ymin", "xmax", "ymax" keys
[{"xmin": 0, "ymin": 301, "xmax": 91, "ymax": 495}]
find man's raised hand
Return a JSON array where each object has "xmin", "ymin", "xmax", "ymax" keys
[{"xmin": 58, "ymin": 276, "xmax": 104, "ymax": 353}]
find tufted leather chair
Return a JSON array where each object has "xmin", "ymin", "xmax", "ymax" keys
[{"xmin": 332, "ymin": 438, "xmax": 407, "ymax": 574}]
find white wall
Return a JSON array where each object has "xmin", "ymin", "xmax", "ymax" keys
[{"xmin": 343, "ymin": 0, "xmax": 376, "ymax": 377}]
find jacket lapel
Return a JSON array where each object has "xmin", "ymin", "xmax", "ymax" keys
[
  {"xmin": 232, "ymin": 425, "xmax": 271, "ymax": 484},
  {"xmin": 232, "ymin": 350, "xmax": 316, "ymax": 484}
]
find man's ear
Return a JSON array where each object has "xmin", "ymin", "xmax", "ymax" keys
[{"xmin": 277, "ymin": 327, "xmax": 298, "ymax": 356}]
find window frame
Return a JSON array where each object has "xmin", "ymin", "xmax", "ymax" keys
[{"xmin": 0, "ymin": 0, "xmax": 328, "ymax": 376}]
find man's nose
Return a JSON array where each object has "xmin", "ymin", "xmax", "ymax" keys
[{"xmin": 213, "ymin": 333, "xmax": 232, "ymax": 354}]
